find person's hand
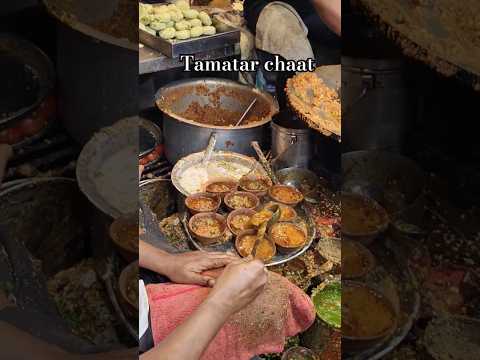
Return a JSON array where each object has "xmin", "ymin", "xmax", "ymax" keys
[
  {"xmin": 163, "ymin": 251, "xmax": 239, "ymax": 287},
  {"xmin": 139, "ymin": 164, "xmax": 144, "ymax": 179},
  {"xmin": 205, "ymin": 258, "xmax": 268, "ymax": 317}
]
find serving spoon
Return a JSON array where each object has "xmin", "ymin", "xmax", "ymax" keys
[{"xmin": 252, "ymin": 204, "xmax": 281, "ymax": 259}]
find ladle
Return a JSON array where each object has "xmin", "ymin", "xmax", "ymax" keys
[{"xmin": 235, "ymin": 98, "xmax": 257, "ymax": 127}]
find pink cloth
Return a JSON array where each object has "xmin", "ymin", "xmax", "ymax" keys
[{"xmin": 146, "ymin": 272, "xmax": 315, "ymax": 360}]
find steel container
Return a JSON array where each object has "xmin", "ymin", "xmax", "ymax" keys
[
  {"xmin": 271, "ymin": 117, "xmax": 313, "ymax": 170},
  {"xmin": 342, "ymin": 57, "xmax": 412, "ymax": 152},
  {"xmin": 156, "ymin": 78, "xmax": 279, "ymax": 164},
  {"xmin": 44, "ymin": 0, "xmax": 138, "ymax": 144}
]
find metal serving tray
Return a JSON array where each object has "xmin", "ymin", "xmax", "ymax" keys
[
  {"xmin": 182, "ymin": 204, "xmax": 316, "ymax": 267},
  {"xmin": 139, "ymin": 24, "xmax": 240, "ymax": 58}
]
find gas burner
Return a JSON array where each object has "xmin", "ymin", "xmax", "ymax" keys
[
  {"xmin": 5, "ymin": 128, "xmax": 79, "ymax": 181},
  {"xmin": 141, "ymin": 158, "xmax": 172, "ymax": 180}
]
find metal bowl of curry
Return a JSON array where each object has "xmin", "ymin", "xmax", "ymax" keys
[
  {"xmin": 341, "ymin": 192, "xmax": 390, "ymax": 245},
  {"xmin": 118, "ymin": 261, "xmax": 139, "ymax": 318},
  {"xmin": 239, "ymin": 176, "xmax": 272, "ymax": 197},
  {"xmin": 264, "ymin": 201, "xmax": 298, "ymax": 222},
  {"xmin": 342, "ymin": 281, "xmax": 398, "ymax": 353},
  {"xmin": 269, "ymin": 222, "xmax": 307, "ymax": 254},
  {"xmin": 109, "ymin": 213, "xmax": 139, "ymax": 263},
  {"xmin": 188, "ymin": 212, "xmax": 227, "ymax": 245},
  {"xmin": 185, "ymin": 192, "xmax": 221, "ymax": 215},
  {"xmin": 235, "ymin": 229, "xmax": 276, "ymax": 262},
  {"xmin": 227, "ymin": 208, "xmax": 256, "ymax": 236},
  {"xmin": 268, "ymin": 184, "xmax": 304, "ymax": 206},
  {"xmin": 342, "ymin": 240, "xmax": 376, "ymax": 279},
  {"xmin": 205, "ymin": 180, "xmax": 238, "ymax": 199},
  {"xmin": 224, "ymin": 191, "xmax": 260, "ymax": 211}
]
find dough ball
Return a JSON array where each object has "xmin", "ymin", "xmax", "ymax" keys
[
  {"xmin": 155, "ymin": 12, "xmax": 172, "ymax": 22},
  {"xmin": 140, "ymin": 3, "xmax": 154, "ymax": 15},
  {"xmin": 175, "ymin": 29, "xmax": 191, "ymax": 40},
  {"xmin": 202, "ymin": 25, "xmax": 216, "ymax": 36},
  {"xmin": 198, "ymin": 11, "xmax": 212, "ymax": 26},
  {"xmin": 175, "ymin": 20, "xmax": 191, "ymax": 31},
  {"xmin": 175, "ymin": 0, "xmax": 190, "ymax": 10},
  {"xmin": 153, "ymin": 5, "xmax": 169, "ymax": 14},
  {"xmin": 150, "ymin": 21, "xmax": 167, "ymax": 31},
  {"xmin": 159, "ymin": 27, "xmax": 176, "ymax": 39},
  {"xmin": 140, "ymin": 15, "xmax": 152, "ymax": 26},
  {"xmin": 190, "ymin": 26, "xmax": 203, "ymax": 38},
  {"xmin": 183, "ymin": 9, "xmax": 199, "ymax": 19},
  {"xmin": 188, "ymin": 19, "xmax": 202, "ymax": 28},
  {"xmin": 169, "ymin": 10, "xmax": 184, "ymax": 22}
]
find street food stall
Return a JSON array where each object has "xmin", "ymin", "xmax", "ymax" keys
[
  {"xmin": 134, "ymin": 2, "xmax": 342, "ymax": 359},
  {"xmin": 2, "ymin": 1, "xmax": 478, "ymax": 360}
]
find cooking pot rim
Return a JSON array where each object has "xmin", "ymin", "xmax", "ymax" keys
[
  {"xmin": 271, "ymin": 121, "xmax": 311, "ymax": 135},
  {"xmin": 155, "ymin": 78, "xmax": 279, "ymax": 130},
  {"xmin": 0, "ymin": 33, "xmax": 55, "ymax": 129}
]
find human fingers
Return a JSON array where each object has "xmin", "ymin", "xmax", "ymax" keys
[
  {"xmin": 187, "ymin": 272, "xmax": 213, "ymax": 286},
  {"xmin": 199, "ymin": 257, "xmax": 237, "ymax": 270}
]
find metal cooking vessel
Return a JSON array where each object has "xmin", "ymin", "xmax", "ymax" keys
[
  {"xmin": 342, "ymin": 57, "xmax": 412, "ymax": 152},
  {"xmin": 44, "ymin": 0, "xmax": 138, "ymax": 144},
  {"xmin": 342, "ymin": 150, "xmax": 426, "ymax": 226},
  {"xmin": 0, "ymin": 34, "xmax": 55, "ymax": 130},
  {"xmin": 271, "ymin": 119, "xmax": 313, "ymax": 170},
  {"xmin": 156, "ymin": 78, "xmax": 279, "ymax": 164}
]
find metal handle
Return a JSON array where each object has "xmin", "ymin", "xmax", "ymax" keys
[
  {"xmin": 343, "ymin": 74, "xmax": 375, "ymax": 118},
  {"xmin": 251, "ymin": 141, "xmax": 279, "ymax": 184},
  {"xmin": 202, "ymin": 132, "xmax": 217, "ymax": 166}
]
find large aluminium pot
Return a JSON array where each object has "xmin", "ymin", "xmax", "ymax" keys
[
  {"xmin": 156, "ymin": 78, "xmax": 279, "ymax": 164},
  {"xmin": 44, "ymin": 0, "xmax": 138, "ymax": 145},
  {"xmin": 342, "ymin": 57, "xmax": 412, "ymax": 152}
]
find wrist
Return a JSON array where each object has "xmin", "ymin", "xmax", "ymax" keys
[
  {"xmin": 202, "ymin": 295, "xmax": 232, "ymax": 321},
  {"xmin": 158, "ymin": 252, "xmax": 177, "ymax": 278},
  {"xmin": 204, "ymin": 292, "xmax": 234, "ymax": 319}
]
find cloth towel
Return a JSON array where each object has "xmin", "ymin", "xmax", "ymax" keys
[{"xmin": 146, "ymin": 271, "xmax": 315, "ymax": 360}]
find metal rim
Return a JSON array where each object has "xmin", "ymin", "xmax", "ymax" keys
[
  {"xmin": 0, "ymin": 177, "xmax": 76, "ymax": 197},
  {"xmin": 342, "ymin": 150, "xmax": 426, "ymax": 217},
  {"xmin": 171, "ymin": 150, "xmax": 268, "ymax": 197},
  {"xmin": 76, "ymin": 117, "xmax": 139, "ymax": 219},
  {"xmin": 139, "ymin": 120, "xmax": 162, "ymax": 158},
  {"xmin": 271, "ymin": 121, "xmax": 311, "ymax": 136},
  {"xmin": 344, "ymin": 239, "xmax": 421, "ymax": 360},
  {"xmin": 342, "ymin": 56, "xmax": 403, "ymax": 72},
  {"xmin": 0, "ymin": 34, "xmax": 55, "ymax": 129},
  {"xmin": 43, "ymin": 0, "xmax": 137, "ymax": 51},
  {"xmin": 155, "ymin": 78, "xmax": 279, "ymax": 130},
  {"xmin": 342, "ymin": 280, "xmax": 399, "ymax": 342}
]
